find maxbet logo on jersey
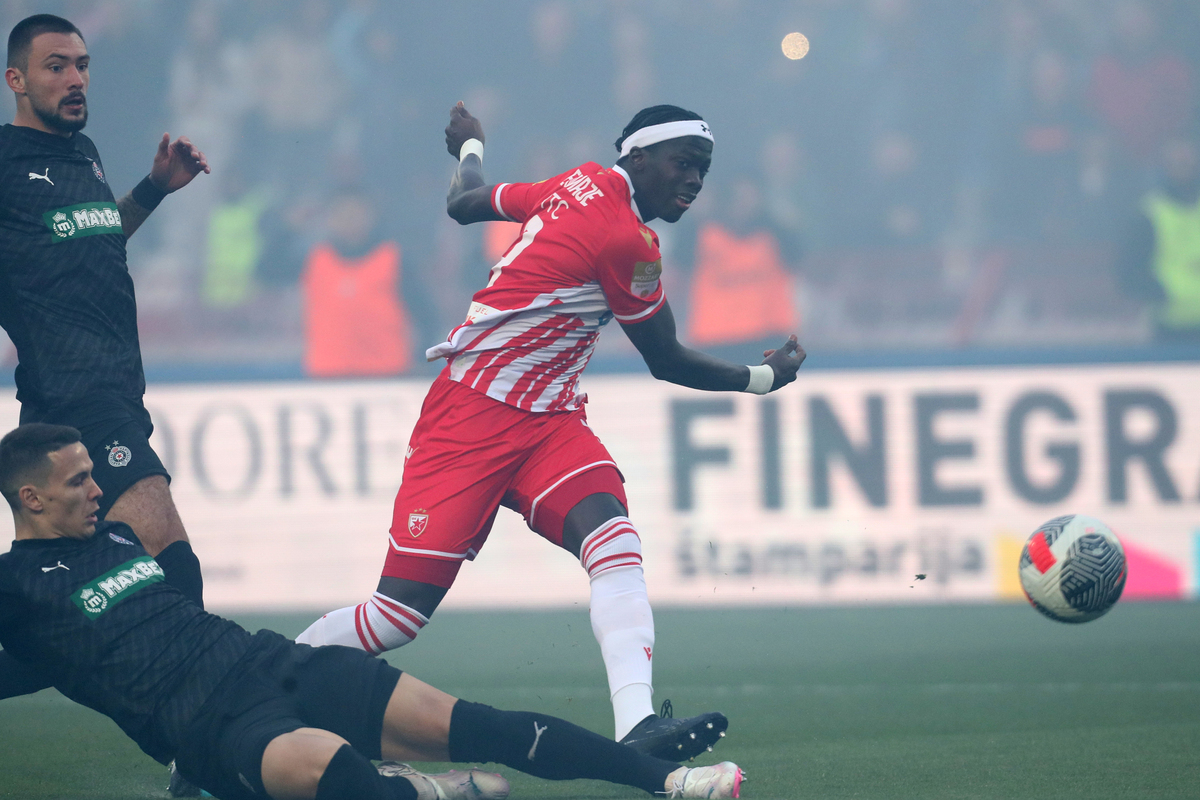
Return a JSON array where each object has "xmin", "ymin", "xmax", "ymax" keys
[
  {"xmin": 72, "ymin": 556, "xmax": 165, "ymax": 618},
  {"xmin": 42, "ymin": 201, "xmax": 123, "ymax": 242}
]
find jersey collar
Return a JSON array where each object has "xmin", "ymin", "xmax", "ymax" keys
[
  {"xmin": 4, "ymin": 123, "xmax": 79, "ymax": 152},
  {"xmin": 611, "ymin": 164, "xmax": 643, "ymax": 222}
]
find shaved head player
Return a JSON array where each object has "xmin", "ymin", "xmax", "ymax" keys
[
  {"xmin": 0, "ymin": 13, "xmax": 210, "ymax": 795},
  {"xmin": 298, "ymin": 102, "xmax": 804, "ymax": 760}
]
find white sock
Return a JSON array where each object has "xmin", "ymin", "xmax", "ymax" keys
[
  {"xmin": 612, "ymin": 682, "xmax": 654, "ymax": 738},
  {"xmin": 294, "ymin": 592, "xmax": 429, "ymax": 654},
  {"xmin": 580, "ymin": 517, "xmax": 656, "ymax": 740}
]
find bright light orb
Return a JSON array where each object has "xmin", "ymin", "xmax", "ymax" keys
[{"xmin": 781, "ymin": 32, "xmax": 809, "ymax": 60}]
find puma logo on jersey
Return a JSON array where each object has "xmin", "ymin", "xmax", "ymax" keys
[
  {"xmin": 28, "ymin": 168, "xmax": 53, "ymax": 185},
  {"xmin": 527, "ymin": 722, "xmax": 549, "ymax": 760},
  {"xmin": 41, "ymin": 561, "xmax": 69, "ymax": 572}
]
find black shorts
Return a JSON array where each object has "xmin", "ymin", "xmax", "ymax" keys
[
  {"xmin": 22, "ymin": 395, "xmax": 170, "ymax": 519},
  {"xmin": 174, "ymin": 630, "xmax": 402, "ymax": 800}
]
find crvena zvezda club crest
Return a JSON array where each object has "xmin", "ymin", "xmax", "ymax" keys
[{"xmin": 408, "ymin": 511, "xmax": 429, "ymax": 538}]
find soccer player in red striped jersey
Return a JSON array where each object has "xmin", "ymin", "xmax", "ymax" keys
[{"xmin": 298, "ymin": 103, "xmax": 805, "ymax": 760}]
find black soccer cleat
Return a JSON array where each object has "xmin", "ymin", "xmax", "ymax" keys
[{"xmin": 619, "ymin": 699, "xmax": 729, "ymax": 762}]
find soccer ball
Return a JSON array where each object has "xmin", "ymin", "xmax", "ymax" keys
[{"xmin": 1018, "ymin": 514, "xmax": 1127, "ymax": 623}]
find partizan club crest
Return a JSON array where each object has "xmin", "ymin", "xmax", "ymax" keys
[
  {"xmin": 91, "ymin": 159, "xmax": 105, "ymax": 182},
  {"xmin": 408, "ymin": 510, "xmax": 430, "ymax": 538},
  {"xmin": 106, "ymin": 441, "xmax": 132, "ymax": 468}
]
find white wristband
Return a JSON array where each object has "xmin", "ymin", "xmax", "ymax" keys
[
  {"xmin": 744, "ymin": 364, "xmax": 774, "ymax": 395},
  {"xmin": 459, "ymin": 138, "xmax": 484, "ymax": 164}
]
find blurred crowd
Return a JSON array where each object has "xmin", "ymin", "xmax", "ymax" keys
[{"xmin": 3, "ymin": 0, "xmax": 1200, "ymax": 376}]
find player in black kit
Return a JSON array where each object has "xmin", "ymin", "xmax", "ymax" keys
[
  {"xmin": 0, "ymin": 423, "xmax": 745, "ymax": 800},
  {"xmin": 0, "ymin": 13, "xmax": 210, "ymax": 713}
]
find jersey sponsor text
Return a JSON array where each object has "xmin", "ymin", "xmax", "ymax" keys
[
  {"xmin": 72, "ymin": 556, "xmax": 165, "ymax": 618},
  {"xmin": 42, "ymin": 201, "xmax": 123, "ymax": 242}
]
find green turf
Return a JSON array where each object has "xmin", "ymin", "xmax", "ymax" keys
[{"xmin": 3, "ymin": 602, "xmax": 1199, "ymax": 799}]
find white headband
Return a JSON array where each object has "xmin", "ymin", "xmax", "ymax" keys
[{"xmin": 619, "ymin": 119, "xmax": 713, "ymax": 158}]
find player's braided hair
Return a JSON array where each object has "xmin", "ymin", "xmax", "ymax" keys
[
  {"xmin": 614, "ymin": 105, "xmax": 704, "ymax": 155},
  {"xmin": 0, "ymin": 423, "xmax": 82, "ymax": 511},
  {"xmin": 7, "ymin": 14, "xmax": 84, "ymax": 70}
]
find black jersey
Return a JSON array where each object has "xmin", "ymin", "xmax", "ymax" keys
[
  {"xmin": 0, "ymin": 522, "xmax": 251, "ymax": 764},
  {"xmin": 0, "ymin": 124, "xmax": 146, "ymax": 424}
]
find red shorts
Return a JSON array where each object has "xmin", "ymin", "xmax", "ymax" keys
[{"xmin": 383, "ymin": 374, "xmax": 627, "ymax": 588}]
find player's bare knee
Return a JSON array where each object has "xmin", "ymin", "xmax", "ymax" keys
[
  {"xmin": 261, "ymin": 729, "xmax": 346, "ymax": 800},
  {"xmin": 380, "ymin": 674, "xmax": 455, "ymax": 762},
  {"xmin": 375, "ymin": 576, "xmax": 447, "ymax": 619},
  {"xmin": 562, "ymin": 493, "xmax": 628, "ymax": 558}
]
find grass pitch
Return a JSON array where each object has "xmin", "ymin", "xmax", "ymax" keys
[{"xmin": 2, "ymin": 602, "xmax": 1198, "ymax": 799}]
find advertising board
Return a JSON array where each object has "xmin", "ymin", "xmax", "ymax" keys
[{"xmin": 2, "ymin": 363, "xmax": 1196, "ymax": 610}]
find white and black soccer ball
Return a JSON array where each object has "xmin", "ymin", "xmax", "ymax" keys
[{"xmin": 1018, "ymin": 514, "xmax": 1127, "ymax": 623}]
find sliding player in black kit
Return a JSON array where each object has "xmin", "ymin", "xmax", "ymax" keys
[
  {"xmin": 0, "ymin": 12, "xmax": 208, "ymax": 712},
  {"xmin": 0, "ymin": 423, "xmax": 745, "ymax": 800}
]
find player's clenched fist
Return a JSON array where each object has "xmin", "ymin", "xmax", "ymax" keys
[
  {"xmin": 445, "ymin": 101, "xmax": 485, "ymax": 158},
  {"xmin": 761, "ymin": 334, "xmax": 805, "ymax": 391}
]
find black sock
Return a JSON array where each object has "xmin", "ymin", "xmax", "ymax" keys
[
  {"xmin": 315, "ymin": 744, "xmax": 416, "ymax": 800},
  {"xmin": 0, "ymin": 649, "xmax": 52, "ymax": 699},
  {"xmin": 448, "ymin": 700, "xmax": 678, "ymax": 795},
  {"xmin": 155, "ymin": 541, "xmax": 205, "ymax": 609}
]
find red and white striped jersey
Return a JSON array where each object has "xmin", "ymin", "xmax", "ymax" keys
[{"xmin": 427, "ymin": 162, "xmax": 666, "ymax": 412}]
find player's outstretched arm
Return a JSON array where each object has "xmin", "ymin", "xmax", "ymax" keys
[
  {"xmin": 445, "ymin": 102, "xmax": 503, "ymax": 225},
  {"xmin": 621, "ymin": 300, "xmax": 805, "ymax": 392},
  {"xmin": 117, "ymin": 133, "xmax": 210, "ymax": 238}
]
